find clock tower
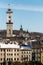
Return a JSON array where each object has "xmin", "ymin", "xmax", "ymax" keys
[{"xmin": 6, "ymin": 5, "xmax": 13, "ymax": 37}]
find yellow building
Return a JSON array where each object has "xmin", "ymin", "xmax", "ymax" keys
[
  {"xmin": 0, "ymin": 42, "xmax": 20, "ymax": 63},
  {"xmin": 0, "ymin": 41, "xmax": 32, "ymax": 64},
  {"xmin": 41, "ymin": 48, "xmax": 43, "ymax": 64}
]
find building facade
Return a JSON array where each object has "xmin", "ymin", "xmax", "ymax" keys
[
  {"xmin": 0, "ymin": 41, "xmax": 32, "ymax": 64},
  {"xmin": 20, "ymin": 49, "xmax": 32, "ymax": 62},
  {"xmin": 32, "ymin": 40, "xmax": 41, "ymax": 62}
]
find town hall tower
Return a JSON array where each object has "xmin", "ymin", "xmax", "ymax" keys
[{"xmin": 6, "ymin": 5, "xmax": 13, "ymax": 37}]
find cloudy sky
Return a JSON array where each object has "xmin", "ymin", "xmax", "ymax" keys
[{"xmin": 0, "ymin": 0, "xmax": 43, "ymax": 33}]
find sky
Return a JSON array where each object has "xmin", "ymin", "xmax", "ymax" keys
[{"xmin": 0, "ymin": 0, "xmax": 43, "ymax": 33}]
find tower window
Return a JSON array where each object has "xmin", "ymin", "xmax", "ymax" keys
[
  {"xmin": 17, "ymin": 58, "xmax": 19, "ymax": 60},
  {"xmin": 1, "ymin": 58, "xmax": 2, "ymax": 61},
  {"xmin": 9, "ymin": 16, "xmax": 11, "ymax": 18},
  {"xmin": 9, "ymin": 20, "xmax": 11, "ymax": 23},
  {"xmin": 14, "ymin": 58, "xmax": 16, "ymax": 60}
]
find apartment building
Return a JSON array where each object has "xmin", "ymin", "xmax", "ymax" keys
[
  {"xmin": 20, "ymin": 44, "xmax": 32, "ymax": 62},
  {"xmin": 0, "ymin": 42, "xmax": 20, "ymax": 64},
  {"xmin": 32, "ymin": 40, "xmax": 41, "ymax": 62},
  {"xmin": 0, "ymin": 41, "xmax": 32, "ymax": 64}
]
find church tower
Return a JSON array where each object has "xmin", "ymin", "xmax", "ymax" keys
[{"xmin": 6, "ymin": 5, "xmax": 13, "ymax": 37}]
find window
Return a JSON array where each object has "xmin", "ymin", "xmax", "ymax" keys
[
  {"xmin": 17, "ymin": 53, "xmax": 19, "ymax": 56},
  {"xmin": 9, "ymin": 54, "xmax": 10, "ymax": 55},
  {"xmin": 9, "ymin": 16, "xmax": 11, "ymax": 18},
  {"xmin": 21, "ymin": 55, "xmax": 23, "ymax": 57},
  {"xmin": 9, "ymin": 49, "xmax": 10, "ymax": 51},
  {"xmin": 7, "ymin": 58, "xmax": 8, "ymax": 61},
  {"xmin": 1, "ymin": 49, "xmax": 2, "ymax": 52},
  {"xmin": 7, "ymin": 49, "xmax": 8, "ymax": 52},
  {"xmin": 1, "ymin": 54, "xmax": 2, "ymax": 55},
  {"xmin": 11, "ymin": 54, "xmax": 13, "ymax": 56},
  {"xmin": 38, "ymin": 54, "xmax": 40, "ymax": 57},
  {"xmin": 14, "ymin": 58, "xmax": 16, "ymax": 60},
  {"xmin": 14, "ymin": 53, "xmax": 16, "ymax": 56},
  {"xmin": 1, "ymin": 58, "xmax": 2, "ymax": 61},
  {"xmin": 17, "ymin": 58, "xmax": 19, "ymax": 60},
  {"xmin": 10, "ymin": 42, "xmax": 12, "ymax": 44},
  {"xmin": 29, "ymin": 55, "xmax": 30, "ymax": 57},
  {"xmin": 4, "ymin": 49, "xmax": 5, "ymax": 52},
  {"xmin": 22, "ymin": 52, "xmax": 23, "ymax": 54},
  {"xmin": 7, "ymin": 49, "xmax": 10, "ymax": 52},
  {"xmin": 27, "ymin": 52, "xmax": 28, "ymax": 54},
  {"xmin": 35, "ymin": 54, "xmax": 37, "ymax": 57},
  {"xmin": 17, "ymin": 49, "xmax": 19, "ymax": 52}
]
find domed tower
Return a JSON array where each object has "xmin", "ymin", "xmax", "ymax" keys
[{"xmin": 6, "ymin": 5, "xmax": 13, "ymax": 37}]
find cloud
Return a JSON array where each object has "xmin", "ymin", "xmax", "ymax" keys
[
  {"xmin": 0, "ymin": 4, "xmax": 8, "ymax": 8},
  {"xmin": 0, "ymin": 4, "xmax": 43, "ymax": 12},
  {"xmin": 13, "ymin": 4, "xmax": 43, "ymax": 12}
]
